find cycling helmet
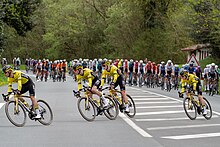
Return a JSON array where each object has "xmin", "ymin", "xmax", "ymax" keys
[
  {"xmin": 167, "ymin": 60, "xmax": 172, "ymax": 63},
  {"xmin": 139, "ymin": 60, "xmax": 143, "ymax": 63},
  {"xmin": 2, "ymin": 65, "xmax": 13, "ymax": 73},
  {"xmin": 73, "ymin": 63, "xmax": 83, "ymax": 70},
  {"xmin": 180, "ymin": 70, "xmax": 188, "ymax": 76},
  {"xmin": 161, "ymin": 61, "xmax": 165, "ymax": 65},
  {"xmin": 211, "ymin": 63, "xmax": 215, "ymax": 66},
  {"xmin": 102, "ymin": 60, "xmax": 111, "ymax": 66},
  {"xmin": 152, "ymin": 62, "xmax": 156, "ymax": 65},
  {"xmin": 174, "ymin": 64, "xmax": 179, "ymax": 68}
]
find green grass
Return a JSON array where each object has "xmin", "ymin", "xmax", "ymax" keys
[{"xmin": 0, "ymin": 72, "xmax": 7, "ymax": 86}]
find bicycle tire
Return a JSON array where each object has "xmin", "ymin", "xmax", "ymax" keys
[
  {"xmin": 5, "ymin": 101, "xmax": 26, "ymax": 127},
  {"xmin": 103, "ymin": 96, "xmax": 119, "ymax": 120},
  {"xmin": 37, "ymin": 100, "xmax": 53, "ymax": 125},
  {"xmin": 125, "ymin": 94, "xmax": 136, "ymax": 118},
  {"xmin": 183, "ymin": 97, "xmax": 197, "ymax": 120},
  {"xmin": 203, "ymin": 97, "xmax": 212, "ymax": 120},
  {"xmin": 77, "ymin": 97, "xmax": 96, "ymax": 121}
]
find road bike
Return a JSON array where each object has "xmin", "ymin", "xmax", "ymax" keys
[
  {"xmin": 105, "ymin": 87, "xmax": 136, "ymax": 118},
  {"xmin": 2, "ymin": 89, "xmax": 53, "ymax": 127},
  {"xmin": 73, "ymin": 86, "xmax": 118, "ymax": 122},
  {"xmin": 182, "ymin": 88, "xmax": 212, "ymax": 120}
]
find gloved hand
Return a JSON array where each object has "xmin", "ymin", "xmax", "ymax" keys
[
  {"xmin": 178, "ymin": 92, "xmax": 184, "ymax": 98},
  {"xmin": 110, "ymin": 82, "xmax": 115, "ymax": 89},
  {"xmin": 14, "ymin": 89, "xmax": 21, "ymax": 95}
]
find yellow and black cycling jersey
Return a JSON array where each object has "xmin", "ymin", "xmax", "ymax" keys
[
  {"xmin": 76, "ymin": 68, "xmax": 96, "ymax": 90},
  {"xmin": 7, "ymin": 70, "xmax": 30, "ymax": 93},
  {"xmin": 181, "ymin": 73, "xmax": 199, "ymax": 93},
  {"xmin": 101, "ymin": 65, "xmax": 121, "ymax": 86}
]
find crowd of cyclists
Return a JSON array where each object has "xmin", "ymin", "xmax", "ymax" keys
[{"xmin": 1, "ymin": 57, "xmax": 220, "ymax": 119}]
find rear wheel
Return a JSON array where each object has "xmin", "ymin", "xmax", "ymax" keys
[
  {"xmin": 203, "ymin": 97, "xmax": 212, "ymax": 120},
  {"xmin": 77, "ymin": 97, "xmax": 96, "ymax": 121},
  {"xmin": 37, "ymin": 100, "xmax": 53, "ymax": 125},
  {"xmin": 5, "ymin": 101, "xmax": 26, "ymax": 127},
  {"xmin": 183, "ymin": 97, "xmax": 197, "ymax": 120}
]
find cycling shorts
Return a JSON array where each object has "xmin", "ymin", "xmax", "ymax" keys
[
  {"xmin": 114, "ymin": 75, "xmax": 125, "ymax": 91},
  {"xmin": 20, "ymin": 79, "xmax": 35, "ymax": 96}
]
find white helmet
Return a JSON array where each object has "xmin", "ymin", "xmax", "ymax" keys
[
  {"xmin": 211, "ymin": 63, "xmax": 215, "ymax": 66},
  {"xmin": 161, "ymin": 61, "xmax": 165, "ymax": 64},
  {"xmin": 167, "ymin": 60, "xmax": 172, "ymax": 63},
  {"xmin": 139, "ymin": 60, "xmax": 143, "ymax": 63},
  {"xmin": 175, "ymin": 64, "xmax": 179, "ymax": 68},
  {"xmin": 130, "ymin": 59, "xmax": 133, "ymax": 62},
  {"xmin": 215, "ymin": 65, "xmax": 218, "ymax": 69}
]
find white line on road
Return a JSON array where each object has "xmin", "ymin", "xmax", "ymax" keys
[
  {"xmin": 161, "ymin": 132, "xmax": 220, "ymax": 140},
  {"xmin": 119, "ymin": 113, "xmax": 152, "ymax": 137},
  {"xmin": 136, "ymin": 101, "xmax": 180, "ymax": 104},
  {"xmin": 136, "ymin": 105, "xmax": 183, "ymax": 109},
  {"xmin": 135, "ymin": 115, "xmax": 219, "ymax": 121},
  {"xmin": 136, "ymin": 110, "xmax": 184, "ymax": 116},
  {"xmin": 148, "ymin": 124, "xmax": 220, "ymax": 130},
  {"xmin": 133, "ymin": 98, "xmax": 169, "ymax": 101},
  {"xmin": 0, "ymin": 103, "xmax": 5, "ymax": 109},
  {"xmin": 129, "ymin": 87, "xmax": 220, "ymax": 116},
  {"xmin": 132, "ymin": 95, "xmax": 165, "ymax": 98}
]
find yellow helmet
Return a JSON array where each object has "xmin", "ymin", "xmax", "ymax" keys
[
  {"xmin": 73, "ymin": 63, "xmax": 83, "ymax": 70},
  {"xmin": 102, "ymin": 60, "xmax": 111, "ymax": 66}
]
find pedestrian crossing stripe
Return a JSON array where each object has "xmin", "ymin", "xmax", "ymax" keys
[
  {"xmin": 0, "ymin": 103, "xmax": 5, "ymax": 109},
  {"xmin": 161, "ymin": 132, "xmax": 220, "ymax": 140}
]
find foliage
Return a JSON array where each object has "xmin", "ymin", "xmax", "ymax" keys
[{"xmin": 0, "ymin": 0, "xmax": 220, "ymax": 63}]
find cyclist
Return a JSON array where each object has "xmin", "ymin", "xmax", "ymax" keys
[
  {"xmin": 188, "ymin": 63, "xmax": 196, "ymax": 75},
  {"xmin": 73, "ymin": 63, "xmax": 108, "ymax": 107},
  {"xmin": 158, "ymin": 61, "xmax": 166, "ymax": 89},
  {"xmin": 209, "ymin": 63, "xmax": 218, "ymax": 93},
  {"xmin": 2, "ymin": 65, "xmax": 41, "ymax": 119},
  {"xmin": 128, "ymin": 59, "xmax": 134, "ymax": 85},
  {"xmin": 101, "ymin": 60, "xmax": 130, "ymax": 113},
  {"xmin": 179, "ymin": 70, "xmax": 207, "ymax": 115}
]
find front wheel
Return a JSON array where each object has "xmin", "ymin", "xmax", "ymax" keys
[
  {"xmin": 125, "ymin": 94, "xmax": 136, "ymax": 118},
  {"xmin": 203, "ymin": 97, "xmax": 212, "ymax": 120},
  {"xmin": 183, "ymin": 97, "xmax": 197, "ymax": 120},
  {"xmin": 37, "ymin": 100, "xmax": 53, "ymax": 125},
  {"xmin": 5, "ymin": 101, "xmax": 27, "ymax": 127},
  {"xmin": 77, "ymin": 97, "xmax": 96, "ymax": 121},
  {"xmin": 103, "ymin": 96, "xmax": 119, "ymax": 120}
]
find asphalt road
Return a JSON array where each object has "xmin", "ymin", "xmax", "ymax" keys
[{"xmin": 1, "ymin": 74, "xmax": 220, "ymax": 147}]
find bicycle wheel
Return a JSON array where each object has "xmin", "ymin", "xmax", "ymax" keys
[
  {"xmin": 37, "ymin": 100, "xmax": 53, "ymax": 125},
  {"xmin": 203, "ymin": 97, "xmax": 212, "ymax": 120},
  {"xmin": 125, "ymin": 94, "xmax": 136, "ymax": 118},
  {"xmin": 77, "ymin": 97, "xmax": 96, "ymax": 121},
  {"xmin": 5, "ymin": 101, "xmax": 26, "ymax": 127},
  {"xmin": 183, "ymin": 97, "xmax": 197, "ymax": 120},
  {"xmin": 103, "ymin": 96, "xmax": 119, "ymax": 120}
]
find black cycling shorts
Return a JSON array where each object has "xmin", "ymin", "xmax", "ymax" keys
[
  {"xmin": 196, "ymin": 81, "xmax": 202, "ymax": 95},
  {"xmin": 92, "ymin": 77, "xmax": 101, "ymax": 88},
  {"xmin": 20, "ymin": 79, "xmax": 35, "ymax": 96},
  {"xmin": 114, "ymin": 75, "xmax": 125, "ymax": 91}
]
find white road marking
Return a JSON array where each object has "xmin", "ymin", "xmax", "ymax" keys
[
  {"xmin": 130, "ymin": 87, "xmax": 220, "ymax": 116},
  {"xmin": 133, "ymin": 98, "xmax": 169, "ymax": 101},
  {"xmin": 136, "ymin": 110, "xmax": 184, "ymax": 116},
  {"xmin": 135, "ymin": 115, "xmax": 219, "ymax": 121},
  {"xmin": 136, "ymin": 105, "xmax": 183, "ymax": 109},
  {"xmin": 148, "ymin": 124, "xmax": 220, "ymax": 130},
  {"xmin": 161, "ymin": 132, "xmax": 220, "ymax": 140},
  {"xmin": 132, "ymin": 95, "xmax": 164, "ymax": 98},
  {"xmin": 136, "ymin": 101, "xmax": 179, "ymax": 104},
  {"xmin": 0, "ymin": 103, "xmax": 5, "ymax": 109},
  {"xmin": 119, "ymin": 113, "xmax": 152, "ymax": 137}
]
